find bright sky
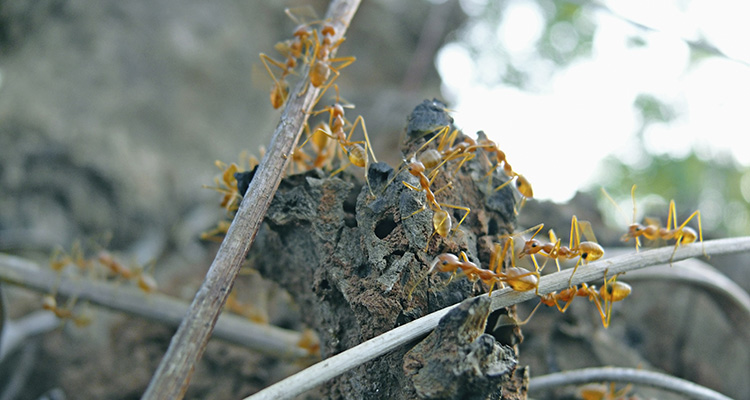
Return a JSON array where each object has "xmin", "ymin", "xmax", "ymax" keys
[{"xmin": 436, "ymin": 0, "xmax": 750, "ymax": 202}]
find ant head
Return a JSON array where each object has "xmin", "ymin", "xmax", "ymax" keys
[
  {"xmin": 321, "ymin": 24, "xmax": 335, "ymax": 37},
  {"xmin": 428, "ymin": 253, "xmax": 459, "ymax": 273},
  {"xmin": 579, "ymin": 242, "xmax": 604, "ymax": 262},
  {"xmin": 293, "ymin": 24, "xmax": 312, "ymax": 39},
  {"xmin": 515, "ymin": 175, "xmax": 533, "ymax": 198},
  {"xmin": 407, "ymin": 159, "xmax": 425, "ymax": 174},
  {"xmin": 520, "ymin": 239, "xmax": 541, "ymax": 256},
  {"xmin": 602, "ymin": 281, "xmax": 632, "ymax": 302}
]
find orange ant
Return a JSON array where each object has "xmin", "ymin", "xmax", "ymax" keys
[
  {"xmin": 49, "ymin": 240, "xmax": 94, "ymax": 273},
  {"xmin": 308, "ymin": 23, "xmax": 356, "ymax": 88},
  {"xmin": 419, "ymin": 128, "xmax": 533, "ymax": 212},
  {"xmin": 42, "ymin": 294, "xmax": 92, "ymax": 327},
  {"xmin": 225, "ymin": 290, "xmax": 269, "ymax": 324},
  {"xmin": 259, "ymin": 52, "xmax": 294, "ymax": 109},
  {"xmin": 204, "ymin": 161, "xmax": 241, "ymax": 212},
  {"xmin": 579, "ymin": 382, "xmax": 636, "ymax": 400},
  {"xmin": 200, "ymin": 220, "xmax": 232, "ymax": 242},
  {"xmin": 406, "ymin": 251, "xmax": 478, "ymax": 299},
  {"xmin": 259, "ymin": 7, "xmax": 319, "ymax": 108},
  {"xmin": 401, "ymin": 157, "xmax": 471, "ymax": 250},
  {"xmin": 407, "ymin": 247, "xmax": 540, "ymax": 299},
  {"xmin": 606, "ymin": 185, "xmax": 704, "ymax": 260},
  {"xmin": 299, "ymin": 84, "xmax": 377, "ymax": 194},
  {"xmin": 518, "ymin": 270, "xmax": 631, "ymax": 328},
  {"xmin": 519, "ymin": 216, "xmax": 604, "ymax": 286},
  {"xmin": 404, "ymin": 125, "xmax": 479, "ymax": 181},
  {"xmin": 297, "ymin": 328, "xmax": 321, "ymax": 357},
  {"xmin": 97, "ymin": 251, "xmax": 158, "ymax": 294},
  {"xmin": 294, "ymin": 121, "xmax": 337, "ymax": 172},
  {"xmin": 487, "ymin": 237, "xmax": 541, "ymax": 295},
  {"xmin": 204, "ymin": 152, "xmax": 261, "ymax": 213}
]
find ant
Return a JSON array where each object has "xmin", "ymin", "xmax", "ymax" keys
[
  {"xmin": 49, "ymin": 240, "xmax": 93, "ymax": 273},
  {"xmin": 517, "ymin": 270, "xmax": 631, "ymax": 328},
  {"xmin": 299, "ymin": 84, "xmax": 377, "ymax": 193},
  {"xmin": 579, "ymin": 382, "xmax": 636, "ymax": 400},
  {"xmin": 294, "ymin": 121, "xmax": 337, "ymax": 172},
  {"xmin": 487, "ymin": 237, "xmax": 540, "ymax": 295},
  {"xmin": 401, "ymin": 157, "xmax": 471, "ymax": 250},
  {"xmin": 204, "ymin": 152, "xmax": 261, "ymax": 213},
  {"xmin": 97, "ymin": 251, "xmax": 158, "ymax": 294},
  {"xmin": 408, "ymin": 246, "xmax": 540, "ymax": 299},
  {"xmin": 204, "ymin": 161, "xmax": 241, "ymax": 212},
  {"xmin": 225, "ymin": 290, "xmax": 269, "ymax": 324},
  {"xmin": 605, "ymin": 185, "xmax": 704, "ymax": 261},
  {"xmin": 42, "ymin": 294, "xmax": 93, "ymax": 327},
  {"xmin": 259, "ymin": 7, "xmax": 319, "ymax": 108},
  {"xmin": 259, "ymin": 52, "xmax": 294, "ymax": 109},
  {"xmin": 308, "ymin": 23, "xmax": 356, "ymax": 88},
  {"xmin": 518, "ymin": 216, "xmax": 604, "ymax": 286},
  {"xmin": 401, "ymin": 125, "xmax": 481, "ymax": 183}
]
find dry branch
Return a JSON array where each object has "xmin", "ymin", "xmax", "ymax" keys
[
  {"xmin": 246, "ymin": 237, "xmax": 750, "ymax": 400},
  {"xmin": 0, "ymin": 253, "xmax": 307, "ymax": 359},
  {"xmin": 141, "ymin": 1, "xmax": 362, "ymax": 398}
]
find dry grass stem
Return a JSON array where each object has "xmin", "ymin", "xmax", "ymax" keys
[
  {"xmin": 0, "ymin": 253, "xmax": 307, "ymax": 359},
  {"xmin": 528, "ymin": 367, "xmax": 733, "ymax": 400}
]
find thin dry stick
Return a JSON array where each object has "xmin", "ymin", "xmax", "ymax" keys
[
  {"xmin": 245, "ymin": 237, "xmax": 750, "ymax": 400},
  {"xmin": 529, "ymin": 367, "xmax": 733, "ymax": 400},
  {"xmin": 141, "ymin": 1, "xmax": 362, "ymax": 398},
  {"xmin": 0, "ymin": 253, "xmax": 307, "ymax": 359}
]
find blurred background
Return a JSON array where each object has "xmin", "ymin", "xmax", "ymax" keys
[{"xmin": 0, "ymin": 0, "xmax": 748, "ymax": 398}]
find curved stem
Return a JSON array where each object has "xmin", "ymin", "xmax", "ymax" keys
[{"xmin": 528, "ymin": 367, "xmax": 732, "ymax": 400}]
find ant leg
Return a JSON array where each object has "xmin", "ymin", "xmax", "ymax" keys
[
  {"xmin": 439, "ymin": 203, "xmax": 471, "ymax": 238},
  {"xmin": 347, "ymin": 115, "xmax": 377, "ymax": 163},
  {"xmin": 567, "ymin": 257, "xmax": 583, "ymax": 288},
  {"xmin": 406, "ymin": 268, "xmax": 431, "ymax": 300},
  {"xmin": 329, "ymin": 161, "xmax": 352, "ymax": 177},
  {"xmin": 514, "ymin": 300, "xmax": 543, "ymax": 326},
  {"xmin": 493, "ymin": 174, "xmax": 517, "ymax": 192},
  {"xmin": 558, "ymin": 293, "xmax": 576, "ymax": 313}
]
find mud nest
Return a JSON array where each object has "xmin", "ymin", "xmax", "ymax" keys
[{"xmin": 248, "ymin": 99, "xmax": 529, "ymax": 399}]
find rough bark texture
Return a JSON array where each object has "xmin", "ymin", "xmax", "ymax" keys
[
  {"xmin": 404, "ymin": 296, "xmax": 527, "ymax": 400},
  {"xmin": 249, "ymin": 100, "xmax": 527, "ymax": 399}
]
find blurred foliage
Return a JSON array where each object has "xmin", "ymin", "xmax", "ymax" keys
[
  {"xmin": 449, "ymin": 0, "xmax": 596, "ymax": 89},
  {"xmin": 595, "ymin": 152, "xmax": 750, "ymax": 239},
  {"xmin": 438, "ymin": 0, "xmax": 749, "ymax": 239}
]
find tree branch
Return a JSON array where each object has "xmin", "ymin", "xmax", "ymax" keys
[
  {"xmin": 141, "ymin": 1, "xmax": 362, "ymax": 398},
  {"xmin": 245, "ymin": 237, "xmax": 750, "ymax": 400}
]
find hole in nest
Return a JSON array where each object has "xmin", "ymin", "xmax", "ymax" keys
[
  {"xmin": 374, "ymin": 217, "xmax": 397, "ymax": 239},
  {"xmin": 488, "ymin": 218, "xmax": 499, "ymax": 236},
  {"xmin": 344, "ymin": 186, "xmax": 358, "ymax": 228}
]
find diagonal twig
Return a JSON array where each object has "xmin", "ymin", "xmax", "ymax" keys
[
  {"xmin": 141, "ymin": 1, "xmax": 362, "ymax": 398},
  {"xmin": 245, "ymin": 237, "xmax": 750, "ymax": 400}
]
